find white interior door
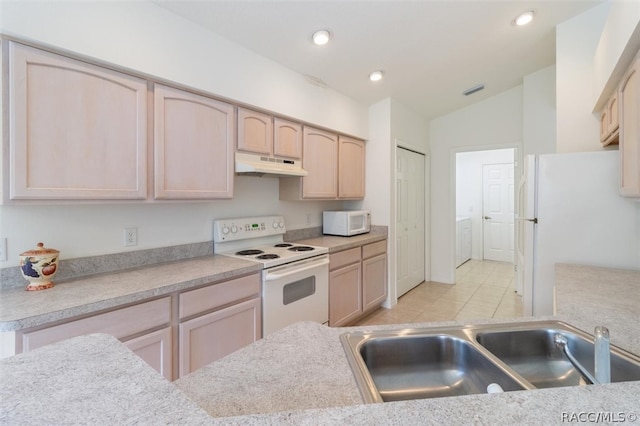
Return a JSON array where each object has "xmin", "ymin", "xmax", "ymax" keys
[
  {"xmin": 396, "ymin": 147, "xmax": 426, "ymax": 297},
  {"xmin": 482, "ymin": 163, "xmax": 514, "ymax": 263}
]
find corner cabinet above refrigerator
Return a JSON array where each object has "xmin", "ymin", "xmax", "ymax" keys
[{"xmin": 516, "ymin": 151, "xmax": 640, "ymax": 317}]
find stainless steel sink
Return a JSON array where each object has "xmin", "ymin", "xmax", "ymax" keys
[
  {"xmin": 340, "ymin": 321, "xmax": 640, "ymax": 403},
  {"xmin": 356, "ymin": 334, "xmax": 529, "ymax": 402},
  {"xmin": 475, "ymin": 327, "xmax": 640, "ymax": 388}
]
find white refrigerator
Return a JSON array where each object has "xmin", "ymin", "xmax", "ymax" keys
[{"xmin": 516, "ymin": 150, "xmax": 640, "ymax": 316}]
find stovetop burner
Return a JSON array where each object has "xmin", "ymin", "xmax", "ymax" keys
[
  {"xmin": 257, "ymin": 254, "xmax": 280, "ymax": 260},
  {"xmin": 236, "ymin": 249, "xmax": 264, "ymax": 256},
  {"xmin": 288, "ymin": 246, "xmax": 314, "ymax": 252},
  {"xmin": 274, "ymin": 243, "xmax": 293, "ymax": 248}
]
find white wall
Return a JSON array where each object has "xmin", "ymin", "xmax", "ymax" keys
[
  {"xmin": 456, "ymin": 149, "xmax": 514, "ymax": 260},
  {"xmin": 429, "ymin": 86, "xmax": 523, "ymax": 283},
  {"xmin": 594, "ymin": 1, "xmax": 640, "ymax": 104},
  {"xmin": 0, "ymin": 1, "xmax": 369, "ymax": 267},
  {"xmin": 349, "ymin": 97, "xmax": 429, "ymax": 308},
  {"xmin": 556, "ymin": 4, "xmax": 610, "ymax": 153},
  {"xmin": 523, "ymin": 66, "xmax": 556, "ymax": 156}
]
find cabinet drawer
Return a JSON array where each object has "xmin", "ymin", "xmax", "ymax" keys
[
  {"xmin": 179, "ymin": 273, "xmax": 260, "ymax": 319},
  {"xmin": 329, "ymin": 248, "xmax": 361, "ymax": 270},
  {"xmin": 22, "ymin": 297, "xmax": 171, "ymax": 352},
  {"xmin": 362, "ymin": 240, "xmax": 387, "ymax": 259}
]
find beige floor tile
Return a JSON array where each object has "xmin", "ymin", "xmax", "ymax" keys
[{"xmin": 352, "ymin": 260, "xmax": 521, "ymax": 327}]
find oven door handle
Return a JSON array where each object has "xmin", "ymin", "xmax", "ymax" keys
[{"xmin": 264, "ymin": 257, "xmax": 329, "ymax": 281}]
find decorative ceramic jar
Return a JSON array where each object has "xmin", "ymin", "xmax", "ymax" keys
[{"xmin": 19, "ymin": 242, "xmax": 59, "ymax": 291}]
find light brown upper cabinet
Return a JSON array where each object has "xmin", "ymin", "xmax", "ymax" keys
[
  {"xmin": 273, "ymin": 118, "xmax": 302, "ymax": 159},
  {"xmin": 619, "ymin": 52, "xmax": 640, "ymax": 197},
  {"xmin": 338, "ymin": 136, "xmax": 366, "ymax": 199},
  {"xmin": 154, "ymin": 84, "xmax": 235, "ymax": 199},
  {"xmin": 600, "ymin": 92, "xmax": 619, "ymax": 146},
  {"xmin": 237, "ymin": 108, "xmax": 273, "ymax": 156},
  {"xmin": 280, "ymin": 127, "xmax": 365, "ymax": 200},
  {"xmin": 6, "ymin": 42, "xmax": 148, "ymax": 200},
  {"xmin": 237, "ymin": 108, "xmax": 302, "ymax": 159}
]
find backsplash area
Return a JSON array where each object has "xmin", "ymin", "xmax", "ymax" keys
[{"xmin": 0, "ymin": 225, "xmax": 387, "ymax": 290}]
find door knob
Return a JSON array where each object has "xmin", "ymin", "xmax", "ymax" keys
[{"xmin": 484, "ymin": 216, "xmax": 492, "ymax": 220}]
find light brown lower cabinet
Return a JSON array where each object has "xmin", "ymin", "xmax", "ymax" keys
[
  {"xmin": 124, "ymin": 327, "xmax": 173, "ymax": 379},
  {"xmin": 15, "ymin": 273, "xmax": 262, "ymax": 381},
  {"xmin": 178, "ymin": 298, "xmax": 261, "ymax": 377},
  {"xmin": 329, "ymin": 240, "xmax": 387, "ymax": 327}
]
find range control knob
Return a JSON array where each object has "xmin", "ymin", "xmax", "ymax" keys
[
  {"xmin": 222, "ymin": 225, "xmax": 230, "ymax": 235},
  {"xmin": 231, "ymin": 225, "xmax": 238, "ymax": 234},
  {"xmin": 272, "ymin": 221, "xmax": 279, "ymax": 229},
  {"xmin": 278, "ymin": 221, "xmax": 285, "ymax": 229}
]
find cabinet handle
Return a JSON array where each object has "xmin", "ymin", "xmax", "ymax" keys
[{"xmin": 484, "ymin": 216, "xmax": 492, "ymax": 220}]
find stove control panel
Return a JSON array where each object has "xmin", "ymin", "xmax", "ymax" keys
[{"xmin": 213, "ymin": 216, "xmax": 285, "ymax": 242}]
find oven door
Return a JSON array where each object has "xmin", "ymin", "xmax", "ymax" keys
[{"xmin": 262, "ymin": 254, "xmax": 329, "ymax": 336}]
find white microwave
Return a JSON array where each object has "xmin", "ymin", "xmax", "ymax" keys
[{"xmin": 323, "ymin": 210, "xmax": 371, "ymax": 236}]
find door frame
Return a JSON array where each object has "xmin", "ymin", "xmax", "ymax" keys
[
  {"xmin": 395, "ymin": 145, "xmax": 428, "ymax": 297},
  {"xmin": 451, "ymin": 144, "xmax": 520, "ymax": 279},
  {"xmin": 392, "ymin": 139, "xmax": 429, "ymax": 305}
]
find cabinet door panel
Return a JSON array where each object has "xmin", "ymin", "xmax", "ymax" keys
[
  {"xmin": 620, "ymin": 58, "xmax": 640, "ymax": 197},
  {"xmin": 124, "ymin": 327, "xmax": 172, "ymax": 380},
  {"xmin": 237, "ymin": 108, "xmax": 273, "ymax": 155},
  {"xmin": 178, "ymin": 298, "xmax": 261, "ymax": 377},
  {"xmin": 154, "ymin": 84, "xmax": 234, "ymax": 199},
  {"xmin": 21, "ymin": 298, "xmax": 171, "ymax": 352},
  {"xmin": 329, "ymin": 263, "xmax": 362, "ymax": 326},
  {"xmin": 302, "ymin": 127, "xmax": 338, "ymax": 198},
  {"xmin": 8, "ymin": 42, "xmax": 147, "ymax": 200},
  {"xmin": 362, "ymin": 253, "xmax": 387, "ymax": 313},
  {"xmin": 338, "ymin": 136, "xmax": 365, "ymax": 199},
  {"xmin": 273, "ymin": 118, "xmax": 302, "ymax": 159}
]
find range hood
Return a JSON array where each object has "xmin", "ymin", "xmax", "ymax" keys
[{"xmin": 235, "ymin": 152, "xmax": 308, "ymax": 177}]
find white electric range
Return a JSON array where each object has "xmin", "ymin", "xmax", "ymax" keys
[{"xmin": 213, "ymin": 216, "xmax": 329, "ymax": 336}]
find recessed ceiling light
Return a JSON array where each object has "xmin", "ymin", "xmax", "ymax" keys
[
  {"xmin": 513, "ymin": 10, "xmax": 535, "ymax": 26},
  {"xmin": 312, "ymin": 29, "xmax": 331, "ymax": 46},
  {"xmin": 369, "ymin": 70, "xmax": 384, "ymax": 82}
]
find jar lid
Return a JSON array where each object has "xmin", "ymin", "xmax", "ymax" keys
[{"xmin": 20, "ymin": 242, "xmax": 59, "ymax": 256}]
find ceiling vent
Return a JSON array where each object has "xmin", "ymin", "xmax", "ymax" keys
[{"xmin": 463, "ymin": 84, "xmax": 485, "ymax": 96}]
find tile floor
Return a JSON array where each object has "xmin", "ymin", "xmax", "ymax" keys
[{"xmin": 355, "ymin": 259, "xmax": 524, "ymax": 326}]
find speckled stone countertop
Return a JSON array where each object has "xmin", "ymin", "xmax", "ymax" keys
[
  {"xmin": 555, "ymin": 263, "xmax": 640, "ymax": 355},
  {"xmin": 294, "ymin": 228, "xmax": 387, "ymax": 253},
  {"xmin": 176, "ymin": 319, "xmax": 640, "ymax": 425},
  {"xmin": 0, "ymin": 255, "xmax": 262, "ymax": 331},
  {"xmin": 0, "ymin": 333, "xmax": 213, "ymax": 425}
]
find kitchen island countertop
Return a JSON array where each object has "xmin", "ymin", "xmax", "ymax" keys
[{"xmin": 2, "ymin": 263, "xmax": 638, "ymax": 425}]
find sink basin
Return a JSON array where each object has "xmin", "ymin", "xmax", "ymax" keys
[
  {"xmin": 340, "ymin": 321, "xmax": 640, "ymax": 403},
  {"xmin": 357, "ymin": 334, "xmax": 527, "ymax": 402},
  {"xmin": 476, "ymin": 328, "xmax": 640, "ymax": 388}
]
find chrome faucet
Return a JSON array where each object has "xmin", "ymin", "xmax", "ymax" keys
[
  {"xmin": 554, "ymin": 326, "xmax": 611, "ymax": 385},
  {"xmin": 594, "ymin": 326, "xmax": 611, "ymax": 384}
]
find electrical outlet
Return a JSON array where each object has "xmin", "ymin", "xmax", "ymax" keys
[
  {"xmin": 124, "ymin": 228, "xmax": 137, "ymax": 247},
  {"xmin": 305, "ymin": 214, "xmax": 311, "ymax": 225},
  {"xmin": 0, "ymin": 238, "xmax": 7, "ymax": 262}
]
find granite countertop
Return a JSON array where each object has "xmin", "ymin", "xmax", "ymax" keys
[
  {"xmin": 0, "ymin": 333, "xmax": 213, "ymax": 425},
  {"xmin": 294, "ymin": 228, "xmax": 387, "ymax": 253},
  {"xmin": 2, "ymin": 261, "xmax": 638, "ymax": 424},
  {"xmin": 0, "ymin": 254, "xmax": 262, "ymax": 332},
  {"xmin": 0, "ymin": 229, "xmax": 386, "ymax": 333},
  {"xmin": 555, "ymin": 263, "xmax": 640, "ymax": 355},
  {"xmin": 175, "ymin": 318, "xmax": 640, "ymax": 425}
]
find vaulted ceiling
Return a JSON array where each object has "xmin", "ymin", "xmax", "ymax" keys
[{"xmin": 154, "ymin": 0, "xmax": 604, "ymax": 121}]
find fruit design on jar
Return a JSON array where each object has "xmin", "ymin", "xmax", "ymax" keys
[{"xmin": 19, "ymin": 242, "xmax": 60, "ymax": 291}]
